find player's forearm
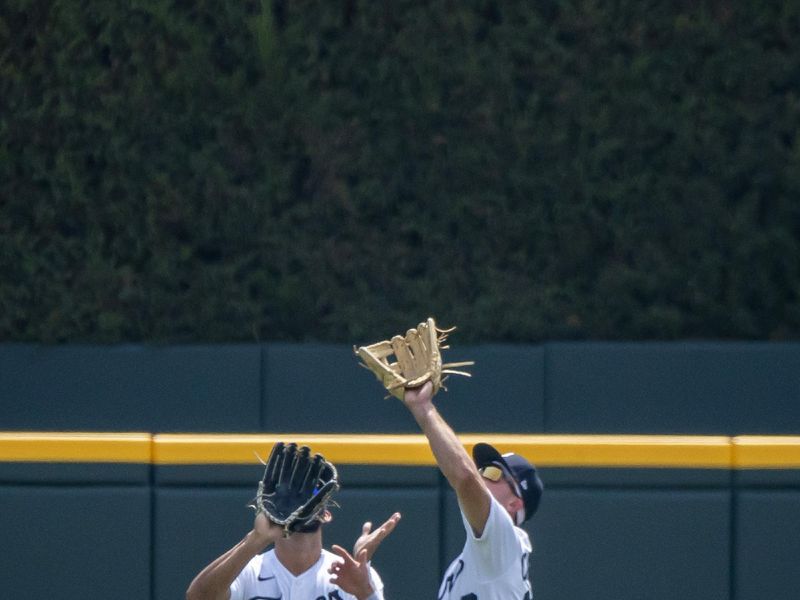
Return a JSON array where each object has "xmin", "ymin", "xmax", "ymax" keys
[
  {"xmin": 186, "ymin": 531, "xmax": 267, "ymax": 600},
  {"xmin": 410, "ymin": 403, "xmax": 479, "ymax": 491},
  {"xmin": 414, "ymin": 403, "xmax": 492, "ymax": 535}
]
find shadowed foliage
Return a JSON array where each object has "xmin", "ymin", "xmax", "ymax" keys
[{"xmin": 2, "ymin": 1, "xmax": 799, "ymax": 342}]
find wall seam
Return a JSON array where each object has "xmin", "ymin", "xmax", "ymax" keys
[
  {"xmin": 729, "ymin": 470, "xmax": 737, "ymax": 600},
  {"xmin": 542, "ymin": 343, "xmax": 550, "ymax": 433},
  {"xmin": 148, "ymin": 462, "xmax": 156, "ymax": 600},
  {"xmin": 259, "ymin": 344, "xmax": 266, "ymax": 430}
]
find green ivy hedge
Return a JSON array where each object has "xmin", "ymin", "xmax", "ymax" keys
[{"xmin": 2, "ymin": 1, "xmax": 799, "ymax": 342}]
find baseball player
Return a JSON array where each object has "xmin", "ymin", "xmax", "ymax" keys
[
  {"xmin": 186, "ymin": 442, "xmax": 401, "ymax": 600},
  {"xmin": 406, "ymin": 381, "xmax": 543, "ymax": 599},
  {"xmin": 333, "ymin": 381, "xmax": 543, "ymax": 599}
]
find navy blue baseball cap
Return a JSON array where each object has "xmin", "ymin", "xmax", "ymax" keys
[{"xmin": 473, "ymin": 442, "xmax": 544, "ymax": 524}]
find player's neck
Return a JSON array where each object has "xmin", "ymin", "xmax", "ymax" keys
[{"xmin": 274, "ymin": 531, "xmax": 324, "ymax": 576}]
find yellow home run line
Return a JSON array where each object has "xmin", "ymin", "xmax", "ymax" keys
[
  {"xmin": 153, "ymin": 434, "xmax": 436, "ymax": 466},
  {"xmin": 733, "ymin": 436, "xmax": 800, "ymax": 469},
  {"xmin": 0, "ymin": 432, "xmax": 152, "ymax": 463},
  {"xmin": 0, "ymin": 433, "xmax": 799, "ymax": 469},
  {"xmin": 460, "ymin": 434, "xmax": 733, "ymax": 469}
]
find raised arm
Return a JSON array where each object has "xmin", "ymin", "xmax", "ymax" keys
[
  {"xmin": 186, "ymin": 513, "xmax": 282, "ymax": 600},
  {"xmin": 402, "ymin": 382, "xmax": 491, "ymax": 536}
]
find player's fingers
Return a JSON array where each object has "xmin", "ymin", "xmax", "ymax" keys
[
  {"xmin": 357, "ymin": 548, "xmax": 368, "ymax": 563},
  {"xmin": 361, "ymin": 521, "xmax": 373, "ymax": 535},
  {"xmin": 332, "ymin": 544, "xmax": 356, "ymax": 565},
  {"xmin": 378, "ymin": 512, "xmax": 402, "ymax": 536}
]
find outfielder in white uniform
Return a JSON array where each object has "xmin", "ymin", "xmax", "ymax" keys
[
  {"xmin": 230, "ymin": 546, "xmax": 384, "ymax": 600},
  {"xmin": 437, "ymin": 452, "xmax": 538, "ymax": 600},
  {"xmin": 333, "ymin": 382, "xmax": 544, "ymax": 599},
  {"xmin": 412, "ymin": 382, "xmax": 543, "ymax": 600},
  {"xmin": 186, "ymin": 467, "xmax": 400, "ymax": 600}
]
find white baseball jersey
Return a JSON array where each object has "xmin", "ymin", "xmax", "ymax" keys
[
  {"xmin": 230, "ymin": 548, "xmax": 384, "ymax": 600},
  {"xmin": 437, "ymin": 495, "xmax": 533, "ymax": 600}
]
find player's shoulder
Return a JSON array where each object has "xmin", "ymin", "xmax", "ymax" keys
[
  {"xmin": 231, "ymin": 549, "xmax": 271, "ymax": 595},
  {"xmin": 485, "ymin": 495, "xmax": 532, "ymax": 550},
  {"xmin": 486, "ymin": 493, "xmax": 517, "ymax": 530},
  {"xmin": 321, "ymin": 548, "xmax": 337, "ymax": 560},
  {"xmin": 515, "ymin": 523, "xmax": 532, "ymax": 552},
  {"xmin": 243, "ymin": 549, "xmax": 268, "ymax": 570},
  {"xmin": 243, "ymin": 547, "xmax": 277, "ymax": 580}
]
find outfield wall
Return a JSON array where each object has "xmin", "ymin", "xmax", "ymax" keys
[
  {"xmin": 0, "ymin": 433, "xmax": 798, "ymax": 600},
  {"xmin": 2, "ymin": 342, "xmax": 799, "ymax": 434},
  {"xmin": 1, "ymin": 342, "xmax": 799, "ymax": 600}
]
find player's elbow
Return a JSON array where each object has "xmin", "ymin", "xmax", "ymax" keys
[
  {"xmin": 448, "ymin": 457, "xmax": 482, "ymax": 494},
  {"xmin": 185, "ymin": 583, "xmax": 201, "ymax": 600},
  {"xmin": 185, "ymin": 582, "xmax": 219, "ymax": 600},
  {"xmin": 186, "ymin": 590, "xmax": 223, "ymax": 600}
]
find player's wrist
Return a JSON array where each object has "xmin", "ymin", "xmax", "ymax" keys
[
  {"xmin": 249, "ymin": 517, "xmax": 280, "ymax": 547},
  {"xmin": 354, "ymin": 584, "xmax": 376, "ymax": 600},
  {"xmin": 247, "ymin": 529, "xmax": 271, "ymax": 549}
]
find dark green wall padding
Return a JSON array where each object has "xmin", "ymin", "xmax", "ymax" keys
[
  {"xmin": 3, "ymin": 342, "xmax": 799, "ymax": 434},
  {"xmin": 1, "ymin": 461, "xmax": 799, "ymax": 600}
]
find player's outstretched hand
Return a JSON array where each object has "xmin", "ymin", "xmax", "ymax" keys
[
  {"xmin": 353, "ymin": 512, "xmax": 402, "ymax": 561},
  {"xmin": 329, "ymin": 546, "xmax": 373, "ymax": 600}
]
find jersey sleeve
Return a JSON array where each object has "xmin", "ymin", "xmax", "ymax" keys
[
  {"xmin": 460, "ymin": 493, "xmax": 523, "ymax": 579},
  {"xmin": 366, "ymin": 563, "xmax": 385, "ymax": 599}
]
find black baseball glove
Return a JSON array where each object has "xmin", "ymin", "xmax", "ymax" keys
[{"xmin": 252, "ymin": 441, "xmax": 340, "ymax": 535}]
